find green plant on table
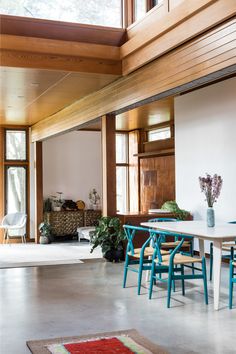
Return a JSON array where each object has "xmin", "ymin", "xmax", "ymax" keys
[{"xmin": 161, "ymin": 201, "xmax": 189, "ymax": 220}]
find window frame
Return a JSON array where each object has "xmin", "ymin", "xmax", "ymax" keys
[
  {"xmin": 4, "ymin": 128, "xmax": 28, "ymax": 162},
  {"xmin": 3, "ymin": 127, "xmax": 30, "ymax": 239},
  {"xmin": 116, "ymin": 132, "xmax": 129, "ymax": 212}
]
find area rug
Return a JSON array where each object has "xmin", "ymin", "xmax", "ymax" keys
[{"xmin": 26, "ymin": 329, "xmax": 168, "ymax": 354}]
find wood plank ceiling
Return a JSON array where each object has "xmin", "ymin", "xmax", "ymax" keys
[{"xmin": 0, "ymin": 14, "xmax": 124, "ymax": 126}]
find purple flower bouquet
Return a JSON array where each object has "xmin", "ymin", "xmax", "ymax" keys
[{"xmin": 199, "ymin": 173, "xmax": 223, "ymax": 207}]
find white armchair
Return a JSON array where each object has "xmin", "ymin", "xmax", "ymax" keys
[{"xmin": 0, "ymin": 213, "xmax": 27, "ymax": 243}]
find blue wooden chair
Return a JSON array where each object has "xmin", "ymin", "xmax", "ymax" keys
[
  {"xmin": 148, "ymin": 218, "xmax": 194, "ymax": 255},
  {"xmin": 122, "ymin": 225, "xmax": 169, "ymax": 295},
  {"xmin": 148, "ymin": 229, "xmax": 208, "ymax": 308},
  {"xmin": 209, "ymin": 221, "xmax": 236, "ymax": 281},
  {"xmin": 229, "ymin": 260, "xmax": 236, "ymax": 309}
]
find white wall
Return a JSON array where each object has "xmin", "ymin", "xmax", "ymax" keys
[
  {"xmin": 29, "ymin": 140, "xmax": 35, "ymax": 238},
  {"xmin": 175, "ymin": 77, "xmax": 236, "ymax": 248},
  {"xmin": 43, "ymin": 131, "xmax": 102, "ymax": 208}
]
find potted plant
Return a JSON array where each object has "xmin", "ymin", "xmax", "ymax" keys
[
  {"xmin": 89, "ymin": 188, "xmax": 100, "ymax": 210},
  {"xmin": 38, "ymin": 221, "xmax": 52, "ymax": 244},
  {"xmin": 51, "ymin": 192, "xmax": 63, "ymax": 211},
  {"xmin": 161, "ymin": 200, "xmax": 190, "ymax": 220},
  {"xmin": 90, "ymin": 216, "xmax": 125, "ymax": 262}
]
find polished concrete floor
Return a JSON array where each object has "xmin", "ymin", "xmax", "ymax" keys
[{"xmin": 0, "ymin": 260, "xmax": 235, "ymax": 354}]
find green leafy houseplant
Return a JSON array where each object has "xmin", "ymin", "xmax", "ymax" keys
[
  {"xmin": 161, "ymin": 201, "xmax": 189, "ymax": 220},
  {"xmin": 38, "ymin": 221, "xmax": 52, "ymax": 244},
  {"xmin": 90, "ymin": 216, "xmax": 125, "ymax": 262}
]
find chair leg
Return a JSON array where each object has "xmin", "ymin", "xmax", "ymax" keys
[
  {"xmin": 137, "ymin": 264, "xmax": 143, "ymax": 295},
  {"xmin": 229, "ymin": 261, "xmax": 234, "ymax": 309},
  {"xmin": 149, "ymin": 261, "xmax": 156, "ymax": 300},
  {"xmin": 210, "ymin": 242, "xmax": 213, "ymax": 281},
  {"xmin": 167, "ymin": 265, "xmax": 173, "ymax": 308},
  {"xmin": 123, "ymin": 253, "xmax": 129, "ymax": 288},
  {"xmin": 181, "ymin": 264, "xmax": 185, "ymax": 296},
  {"xmin": 190, "ymin": 241, "xmax": 195, "ymax": 275},
  {"xmin": 202, "ymin": 257, "xmax": 208, "ymax": 305}
]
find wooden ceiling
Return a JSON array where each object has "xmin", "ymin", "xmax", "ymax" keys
[
  {"xmin": 0, "ymin": 67, "xmax": 119, "ymax": 125},
  {"xmin": 79, "ymin": 97, "xmax": 174, "ymax": 131},
  {"xmin": 0, "ymin": 15, "xmax": 123, "ymax": 126}
]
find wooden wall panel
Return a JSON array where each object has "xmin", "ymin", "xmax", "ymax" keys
[
  {"xmin": 140, "ymin": 155, "xmax": 175, "ymax": 212},
  {"xmin": 31, "ymin": 18, "xmax": 236, "ymax": 142},
  {"xmin": 122, "ymin": 0, "xmax": 236, "ymax": 74}
]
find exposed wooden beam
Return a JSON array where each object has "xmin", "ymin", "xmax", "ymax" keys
[
  {"xmin": 122, "ymin": 0, "xmax": 236, "ymax": 74},
  {"xmin": 0, "ymin": 14, "xmax": 126, "ymax": 46},
  {"xmin": 31, "ymin": 18, "xmax": 236, "ymax": 142},
  {"xmin": 101, "ymin": 114, "xmax": 116, "ymax": 217},
  {"xmin": 0, "ymin": 35, "xmax": 120, "ymax": 61},
  {"xmin": 34, "ymin": 142, "xmax": 43, "ymax": 244},
  {"xmin": 0, "ymin": 49, "xmax": 122, "ymax": 75}
]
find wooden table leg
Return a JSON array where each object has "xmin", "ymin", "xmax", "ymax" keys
[
  {"xmin": 198, "ymin": 238, "xmax": 205, "ymax": 257},
  {"xmin": 213, "ymin": 240, "xmax": 222, "ymax": 310}
]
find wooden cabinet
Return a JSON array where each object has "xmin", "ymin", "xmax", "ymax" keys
[{"xmin": 44, "ymin": 210, "xmax": 101, "ymax": 237}]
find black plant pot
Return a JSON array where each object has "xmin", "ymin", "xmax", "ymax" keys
[{"xmin": 103, "ymin": 248, "xmax": 124, "ymax": 262}]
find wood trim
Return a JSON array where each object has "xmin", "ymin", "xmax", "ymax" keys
[
  {"xmin": 122, "ymin": 0, "xmax": 236, "ymax": 74},
  {"xmin": 134, "ymin": 148, "xmax": 174, "ymax": 157},
  {"xmin": 31, "ymin": 18, "xmax": 236, "ymax": 142},
  {"xmin": 0, "ymin": 14, "xmax": 126, "ymax": 46},
  {"xmin": 0, "ymin": 35, "xmax": 120, "ymax": 61},
  {"xmin": 34, "ymin": 142, "xmax": 43, "ymax": 243},
  {"xmin": 102, "ymin": 115, "xmax": 116, "ymax": 217},
  {"xmin": 0, "ymin": 49, "xmax": 122, "ymax": 75}
]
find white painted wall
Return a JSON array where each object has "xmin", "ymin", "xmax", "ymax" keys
[
  {"xmin": 175, "ymin": 77, "xmax": 236, "ymax": 250},
  {"xmin": 29, "ymin": 140, "xmax": 35, "ymax": 238},
  {"xmin": 43, "ymin": 131, "xmax": 102, "ymax": 208}
]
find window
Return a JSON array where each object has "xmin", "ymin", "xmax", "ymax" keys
[
  {"xmin": 4, "ymin": 129, "xmax": 28, "ymax": 218},
  {"xmin": 0, "ymin": 0, "xmax": 122, "ymax": 28},
  {"xmin": 147, "ymin": 126, "xmax": 171, "ymax": 142},
  {"xmin": 134, "ymin": 0, "xmax": 147, "ymax": 22},
  {"xmin": 116, "ymin": 133, "xmax": 129, "ymax": 212},
  {"xmin": 5, "ymin": 167, "xmax": 27, "ymax": 214},
  {"xmin": 5, "ymin": 130, "xmax": 26, "ymax": 161}
]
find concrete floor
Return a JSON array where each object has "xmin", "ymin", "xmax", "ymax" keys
[{"xmin": 0, "ymin": 260, "xmax": 235, "ymax": 354}]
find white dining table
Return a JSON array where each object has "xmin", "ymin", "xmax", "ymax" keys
[{"xmin": 141, "ymin": 220, "xmax": 236, "ymax": 310}]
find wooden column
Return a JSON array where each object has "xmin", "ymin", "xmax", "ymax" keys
[
  {"xmin": 34, "ymin": 141, "xmax": 43, "ymax": 243},
  {"xmin": 0, "ymin": 128, "xmax": 4, "ymax": 242},
  {"xmin": 101, "ymin": 114, "xmax": 116, "ymax": 217}
]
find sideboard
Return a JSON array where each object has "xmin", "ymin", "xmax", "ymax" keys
[{"xmin": 44, "ymin": 210, "xmax": 101, "ymax": 237}]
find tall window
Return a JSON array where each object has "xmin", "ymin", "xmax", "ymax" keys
[
  {"xmin": 134, "ymin": 0, "xmax": 147, "ymax": 22},
  {"xmin": 4, "ymin": 129, "xmax": 28, "ymax": 215},
  {"xmin": 116, "ymin": 133, "xmax": 129, "ymax": 212},
  {"xmin": 0, "ymin": 0, "xmax": 122, "ymax": 28}
]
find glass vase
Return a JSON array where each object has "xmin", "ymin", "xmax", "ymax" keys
[{"xmin": 207, "ymin": 207, "xmax": 215, "ymax": 227}]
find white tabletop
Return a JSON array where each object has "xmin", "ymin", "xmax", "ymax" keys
[{"xmin": 141, "ymin": 220, "xmax": 236, "ymax": 241}]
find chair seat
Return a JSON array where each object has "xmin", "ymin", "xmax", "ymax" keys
[
  {"xmin": 128, "ymin": 247, "xmax": 169, "ymax": 258},
  {"xmin": 222, "ymin": 243, "xmax": 236, "ymax": 251},
  {"xmin": 155, "ymin": 254, "xmax": 202, "ymax": 266},
  {"xmin": 161, "ymin": 241, "xmax": 190, "ymax": 249}
]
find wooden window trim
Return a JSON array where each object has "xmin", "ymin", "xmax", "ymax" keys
[{"xmin": 3, "ymin": 127, "xmax": 30, "ymax": 240}]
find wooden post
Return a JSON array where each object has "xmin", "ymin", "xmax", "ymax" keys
[
  {"xmin": 101, "ymin": 114, "xmax": 116, "ymax": 217},
  {"xmin": 34, "ymin": 141, "xmax": 43, "ymax": 243}
]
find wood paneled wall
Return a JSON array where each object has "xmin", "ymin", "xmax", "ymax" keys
[
  {"xmin": 31, "ymin": 18, "xmax": 236, "ymax": 142},
  {"xmin": 140, "ymin": 155, "xmax": 175, "ymax": 212}
]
